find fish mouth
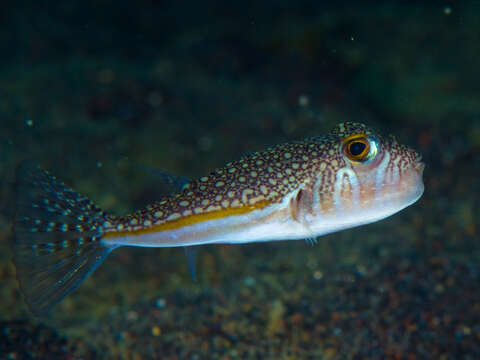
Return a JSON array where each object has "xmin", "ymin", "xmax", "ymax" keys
[
  {"xmin": 412, "ymin": 153, "xmax": 425, "ymax": 175},
  {"xmin": 407, "ymin": 160, "xmax": 425, "ymax": 203},
  {"xmin": 414, "ymin": 161, "xmax": 425, "ymax": 175},
  {"xmin": 392, "ymin": 158, "xmax": 424, "ymax": 207}
]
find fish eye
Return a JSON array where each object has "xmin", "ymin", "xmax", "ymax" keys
[{"xmin": 343, "ymin": 134, "xmax": 378, "ymax": 162}]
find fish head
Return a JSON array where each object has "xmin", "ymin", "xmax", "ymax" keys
[{"xmin": 311, "ymin": 122, "xmax": 424, "ymax": 229}]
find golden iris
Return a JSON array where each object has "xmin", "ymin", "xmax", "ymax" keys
[{"xmin": 343, "ymin": 134, "xmax": 376, "ymax": 162}]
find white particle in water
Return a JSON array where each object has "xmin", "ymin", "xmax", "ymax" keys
[{"xmin": 155, "ymin": 298, "xmax": 166, "ymax": 308}]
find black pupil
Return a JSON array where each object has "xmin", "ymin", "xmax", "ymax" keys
[{"xmin": 349, "ymin": 141, "xmax": 367, "ymax": 156}]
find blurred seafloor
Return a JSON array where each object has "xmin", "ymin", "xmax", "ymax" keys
[{"xmin": 1, "ymin": 1, "xmax": 479, "ymax": 359}]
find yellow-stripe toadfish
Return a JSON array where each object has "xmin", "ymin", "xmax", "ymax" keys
[{"xmin": 12, "ymin": 122, "xmax": 425, "ymax": 314}]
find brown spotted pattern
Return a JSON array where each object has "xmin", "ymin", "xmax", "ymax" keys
[{"xmin": 106, "ymin": 122, "xmax": 418, "ymax": 232}]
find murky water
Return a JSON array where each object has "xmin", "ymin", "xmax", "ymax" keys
[{"xmin": 1, "ymin": 1, "xmax": 479, "ymax": 359}]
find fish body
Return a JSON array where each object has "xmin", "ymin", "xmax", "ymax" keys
[
  {"xmin": 13, "ymin": 122, "xmax": 424, "ymax": 314},
  {"xmin": 103, "ymin": 122, "xmax": 423, "ymax": 247}
]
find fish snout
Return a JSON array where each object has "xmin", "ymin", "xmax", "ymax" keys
[{"xmin": 413, "ymin": 161, "xmax": 425, "ymax": 175}]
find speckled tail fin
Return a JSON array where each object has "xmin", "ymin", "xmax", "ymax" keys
[{"xmin": 12, "ymin": 163, "xmax": 114, "ymax": 315}]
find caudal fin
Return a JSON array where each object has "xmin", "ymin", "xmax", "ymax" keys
[{"xmin": 12, "ymin": 163, "xmax": 115, "ymax": 315}]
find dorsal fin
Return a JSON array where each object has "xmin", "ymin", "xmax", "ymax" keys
[{"xmin": 138, "ymin": 165, "xmax": 190, "ymax": 191}]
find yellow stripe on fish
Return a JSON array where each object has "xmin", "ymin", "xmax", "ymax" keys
[{"xmin": 104, "ymin": 200, "xmax": 271, "ymax": 235}]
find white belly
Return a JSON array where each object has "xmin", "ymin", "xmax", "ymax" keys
[{"xmin": 102, "ymin": 181, "xmax": 423, "ymax": 249}]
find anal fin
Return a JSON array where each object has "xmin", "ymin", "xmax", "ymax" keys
[{"xmin": 183, "ymin": 246, "xmax": 198, "ymax": 281}]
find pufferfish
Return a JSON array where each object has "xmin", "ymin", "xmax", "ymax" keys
[{"xmin": 12, "ymin": 122, "xmax": 424, "ymax": 314}]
